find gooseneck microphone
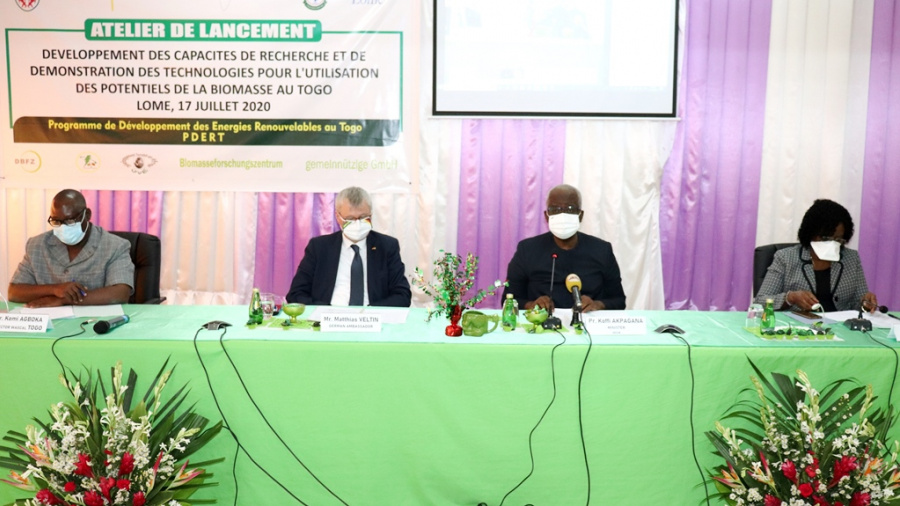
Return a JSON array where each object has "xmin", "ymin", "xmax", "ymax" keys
[
  {"xmin": 541, "ymin": 253, "xmax": 563, "ymax": 330},
  {"xmin": 566, "ymin": 273, "xmax": 583, "ymax": 329},
  {"xmin": 548, "ymin": 253, "xmax": 558, "ymax": 311},
  {"xmin": 881, "ymin": 306, "xmax": 900, "ymax": 322},
  {"xmin": 93, "ymin": 315, "xmax": 130, "ymax": 334},
  {"xmin": 566, "ymin": 274, "xmax": 583, "ymax": 311},
  {"xmin": 843, "ymin": 306, "xmax": 872, "ymax": 332}
]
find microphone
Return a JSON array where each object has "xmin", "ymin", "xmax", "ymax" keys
[
  {"xmin": 566, "ymin": 273, "xmax": 583, "ymax": 329},
  {"xmin": 548, "ymin": 254, "xmax": 557, "ymax": 312},
  {"xmin": 879, "ymin": 305, "xmax": 889, "ymax": 313},
  {"xmin": 93, "ymin": 315, "xmax": 130, "ymax": 334},
  {"xmin": 878, "ymin": 305, "xmax": 900, "ymax": 322},
  {"xmin": 541, "ymin": 253, "xmax": 562, "ymax": 330},
  {"xmin": 565, "ymin": 274, "xmax": 583, "ymax": 311}
]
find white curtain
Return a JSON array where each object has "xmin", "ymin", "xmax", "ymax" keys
[
  {"xmin": 756, "ymin": 0, "xmax": 874, "ymax": 245},
  {"xmin": 565, "ymin": 120, "xmax": 676, "ymax": 310}
]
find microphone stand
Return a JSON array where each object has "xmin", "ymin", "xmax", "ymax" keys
[
  {"xmin": 844, "ymin": 305, "xmax": 872, "ymax": 332},
  {"xmin": 543, "ymin": 254, "xmax": 562, "ymax": 330},
  {"xmin": 570, "ymin": 307, "xmax": 583, "ymax": 332}
]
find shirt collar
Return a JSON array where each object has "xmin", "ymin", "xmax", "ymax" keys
[{"xmin": 341, "ymin": 233, "xmax": 367, "ymax": 252}]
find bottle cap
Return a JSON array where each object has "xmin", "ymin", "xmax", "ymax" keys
[{"xmin": 506, "ymin": 293, "xmax": 513, "ymax": 299}]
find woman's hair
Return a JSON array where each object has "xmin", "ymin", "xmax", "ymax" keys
[{"xmin": 797, "ymin": 199, "xmax": 854, "ymax": 247}]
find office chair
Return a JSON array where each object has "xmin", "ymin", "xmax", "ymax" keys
[
  {"xmin": 752, "ymin": 242, "xmax": 797, "ymax": 297},
  {"xmin": 110, "ymin": 231, "xmax": 166, "ymax": 304}
]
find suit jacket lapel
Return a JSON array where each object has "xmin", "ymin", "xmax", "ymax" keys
[
  {"xmin": 321, "ymin": 232, "xmax": 344, "ymax": 301},
  {"xmin": 365, "ymin": 233, "xmax": 382, "ymax": 297}
]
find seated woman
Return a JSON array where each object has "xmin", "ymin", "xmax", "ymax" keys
[{"xmin": 755, "ymin": 199, "xmax": 877, "ymax": 312}]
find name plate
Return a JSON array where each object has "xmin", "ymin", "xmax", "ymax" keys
[
  {"xmin": 584, "ymin": 313, "xmax": 647, "ymax": 335},
  {"xmin": 890, "ymin": 325, "xmax": 900, "ymax": 342},
  {"xmin": 0, "ymin": 314, "xmax": 50, "ymax": 333},
  {"xmin": 320, "ymin": 313, "xmax": 382, "ymax": 333}
]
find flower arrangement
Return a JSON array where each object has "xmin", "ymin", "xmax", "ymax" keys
[
  {"xmin": 707, "ymin": 361, "xmax": 900, "ymax": 506},
  {"xmin": 0, "ymin": 361, "xmax": 222, "ymax": 506},
  {"xmin": 411, "ymin": 250, "xmax": 507, "ymax": 321}
]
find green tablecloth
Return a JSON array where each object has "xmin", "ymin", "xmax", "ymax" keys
[{"xmin": 1, "ymin": 305, "xmax": 898, "ymax": 505}]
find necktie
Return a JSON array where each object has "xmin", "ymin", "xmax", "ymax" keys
[{"xmin": 349, "ymin": 244, "xmax": 364, "ymax": 305}]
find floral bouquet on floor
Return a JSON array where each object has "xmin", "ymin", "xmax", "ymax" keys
[
  {"xmin": 0, "ymin": 361, "xmax": 223, "ymax": 506},
  {"xmin": 706, "ymin": 360, "xmax": 900, "ymax": 506},
  {"xmin": 410, "ymin": 250, "xmax": 507, "ymax": 321}
]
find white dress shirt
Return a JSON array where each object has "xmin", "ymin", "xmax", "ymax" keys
[{"xmin": 330, "ymin": 235, "xmax": 369, "ymax": 306}]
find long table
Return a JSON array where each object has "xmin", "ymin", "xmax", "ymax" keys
[{"xmin": 1, "ymin": 306, "xmax": 898, "ymax": 505}]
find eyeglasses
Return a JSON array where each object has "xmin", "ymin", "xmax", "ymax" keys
[
  {"xmin": 47, "ymin": 209, "xmax": 85, "ymax": 228},
  {"xmin": 337, "ymin": 213, "xmax": 372, "ymax": 223},
  {"xmin": 818, "ymin": 236, "xmax": 847, "ymax": 245},
  {"xmin": 546, "ymin": 205, "xmax": 581, "ymax": 216}
]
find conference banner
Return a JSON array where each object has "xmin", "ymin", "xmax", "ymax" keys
[{"xmin": 0, "ymin": 0, "xmax": 417, "ymax": 192}]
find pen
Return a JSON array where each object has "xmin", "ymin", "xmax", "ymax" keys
[{"xmin": 73, "ymin": 279, "xmax": 87, "ymax": 297}]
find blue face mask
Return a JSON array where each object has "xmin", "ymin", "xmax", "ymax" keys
[{"xmin": 53, "ymin": 211, "xmax": 88, "ymax": 246}]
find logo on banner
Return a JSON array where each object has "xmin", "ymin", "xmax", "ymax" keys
[
  {"xmin": 15, "ymin": 150, "xmax": 42, "ymax": 173},
  {"xmin": 122, "ymin": 154, "xmax": 157, "ymax": 175},
  {"xmin": 303, "ymin": 0, "xmax": 326, "ymax": 10},
  {"xmin": 15, "ymin": 0, "xmax": 40, "ymax": 11},
  {"xmin": 77, "ymin": 152, "xmax": 100, "ymax": 172}
]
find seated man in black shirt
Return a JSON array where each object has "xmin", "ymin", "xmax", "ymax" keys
[{"xmin": 503, "ymin": 184, "xmax": 626, "ymax": 312}]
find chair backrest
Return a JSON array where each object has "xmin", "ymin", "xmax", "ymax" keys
[
  {"xmin": 752, "ymin": 242, "xmax": 797, "ymax": 297},
  {"xmin": 109, "ymin": 231, "xmax": 164, "ymax": 304}
]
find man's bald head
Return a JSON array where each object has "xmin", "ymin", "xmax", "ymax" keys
[
  {"xmin": 546, "ymin": 184, "xmax": 582, "ymax": 209},
  {"xmin": 49, "ymin": 189, "xmax": 91, "ymax": 234},
  {"xmin": 52, "ymin": 189, "xmax": 86, "ymax": 210}
]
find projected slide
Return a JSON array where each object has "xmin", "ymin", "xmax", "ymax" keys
[{"xmin": 433, "ymin": 0, "xmax": 678, "ymax": 117}]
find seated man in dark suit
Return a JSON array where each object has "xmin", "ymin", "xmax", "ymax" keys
[
  {"xmin": 286, "ymin": 186, "xmax": 411, "ymax": 307},
  {"xmin": 503, "ymin": 184, "xmax": 626, "ymax": 312}
]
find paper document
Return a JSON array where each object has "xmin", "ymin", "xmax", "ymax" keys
[
  {"xmin": 821, "ymin": 310, "xmax": 898, "ymax": 329},
  {"xmin": 14, "ymin": 306, "xmax": 75, "ymax": 319},
  {"xmin": 73, "ymin": 305, "xmax": 125, "ymax": 318},
  {"xmin": 14, "ymin": 305, "xmax": 125, "ymax": 319}
]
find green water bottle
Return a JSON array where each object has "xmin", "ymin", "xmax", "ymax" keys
[
  {"xmin": 249, "ymin": 288, "xmax": 263, "ymax": 325},
  {"xmin": 502, "ymin": 293, "xmax": 518, "ymax": 331},
  {"xmin": 761, "ymin": 298, "xmax": 775, "ymax": 332}
]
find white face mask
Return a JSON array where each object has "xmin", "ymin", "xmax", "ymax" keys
[
  {"xmin": 53, "ymin": 212, "xmax": 88, "ymax": 246},
  {"xmin": 342, "ymin": 219, "xmax": 372, "ymax": 243},
  {"xmin": 548, "ymin": 214, "xmax": 580, "ymax": 240},
  {"xmin": 810, "ymin": 241, "xmax": 841, "ymax": 262}
]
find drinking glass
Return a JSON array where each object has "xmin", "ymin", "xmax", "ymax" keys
[
  {"xmin": 746, "ymin": 303, "xmax": 763, "ymax": 330},
  {"xmin": 260, "ymin": 292, "xmax": 276, "ymax": 320},
  {"xmin": 282, "ymin": 303, "xmax": 306, "ymax": 324}
]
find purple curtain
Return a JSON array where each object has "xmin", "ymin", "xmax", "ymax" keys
[
  {"xmin": 254, "ymin": 192, "xmax": 336, "ymax": 298},
  {"xmin": 859, "ymin": 0, "xmax": 900, "ymax": 309},
  {"xmin": 660, "ymin": 0, "xmax": 773, "ymax": 310},
  {"xmin": 82, "ymin": 190, "xmax": 163, "ymax": 237},
  {"xmin": 455, "ymin": 119, "xmax": 567, "ymax": 309}
]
